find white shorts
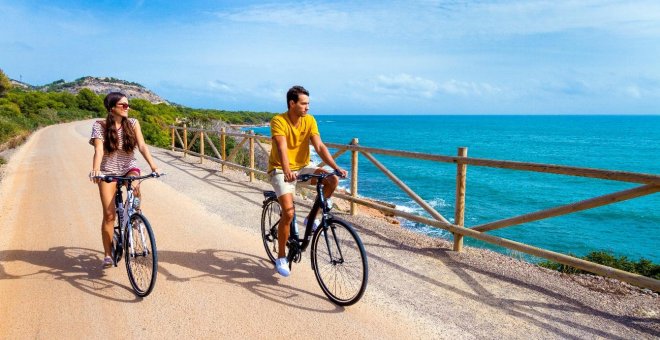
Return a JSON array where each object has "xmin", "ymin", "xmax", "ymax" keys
[{"xmin": 269, "ymin": 165, "xmax": 319, "ymax": 198}]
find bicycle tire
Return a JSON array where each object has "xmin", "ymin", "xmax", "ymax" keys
[
  {"xmin": 261, "ymin": 198, "xmax": 281, "ymax": 264},
  {"xmin": 125, "ymin": 213, "xmax": 158, "ymax": 297},
  {"xmin": 311, "ymin": 219, "xmax": 368, "ymax": 306}
]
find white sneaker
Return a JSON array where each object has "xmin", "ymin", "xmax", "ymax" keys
[{"xmin": 275, "ymin": 258, "xmax": 290, "ymax": 277}]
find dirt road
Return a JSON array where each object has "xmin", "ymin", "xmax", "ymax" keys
[{"xmin": 0, "ymin": 120, "xmax": 658, "ymax": 339}]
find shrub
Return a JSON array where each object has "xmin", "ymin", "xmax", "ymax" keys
[{"xmin": 538, "ymin": 251, "xmax": 660, "ymax": 280}]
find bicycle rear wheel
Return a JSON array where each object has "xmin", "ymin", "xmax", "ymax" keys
[
  {"xmin": 125, "ymin": 213, "xmax": 158, "ymax": 297},
  {"xmin": 261, "ymin": 198, "xmax": 281, "ymax": 264},
  {"xmin": 311, "ymin": 219, "xmax": 368, "ymax": 306}
]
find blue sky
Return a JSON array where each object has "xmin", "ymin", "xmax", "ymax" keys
[{"xmin": 1, "ymin": 0, "xmax": 659, "ymax": 114}]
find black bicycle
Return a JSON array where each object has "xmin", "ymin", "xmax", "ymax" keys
[
  {"xmin": 261, "ymin": 170, "xmax": 368, "ymax": 306},
  {"xmin": 97, "ymin": 172, "xmax": 162, "ymax": 297}
]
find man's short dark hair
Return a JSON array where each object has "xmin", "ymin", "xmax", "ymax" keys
[{"xmin": 286, "ymin": 85, "xmax": 309, "ymax": 108}]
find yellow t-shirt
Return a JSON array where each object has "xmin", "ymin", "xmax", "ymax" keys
[{"xmin": 268, "ymin": 113, "xmax": 320, "ymax": 172}]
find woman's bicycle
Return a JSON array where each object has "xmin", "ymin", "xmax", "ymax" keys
[
  {"xmin": 96, "ymin": 172, "xmax": 163, "ymax": 297},
  {"xmin": 260, "ymin": 170, "xmax": 368, "ymax": 306}
]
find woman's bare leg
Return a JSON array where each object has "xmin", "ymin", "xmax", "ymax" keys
[{"xmin": 98, "ymin": 181, "xmax": 116, "ymax": 257}]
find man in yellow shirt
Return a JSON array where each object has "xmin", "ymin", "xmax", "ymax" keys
[{"xmin": 268, "ymin": 85, "xmax": 347, "ymax": 277}]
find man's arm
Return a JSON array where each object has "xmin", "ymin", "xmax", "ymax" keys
[
  {"xmin": 273, "ymin": 135, "xmax": 296, "ymax": 182},
  {"xmin": 310, "ymin": 135, "xmax": 347, "ymax": 177}
]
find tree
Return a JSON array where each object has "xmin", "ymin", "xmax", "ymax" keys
[
  {"xmin": 0, "ymin": 69, "xmax": 12, "ymax": 97},
  {"xmin": 76, "ymin": 88, "xmax": 105, "ymax": 114}
]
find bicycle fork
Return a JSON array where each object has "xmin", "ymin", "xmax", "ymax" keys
[
  {"xmin": 123, "ymin": 191, "xmax": 150, "ymax": 259},
  {"xmin": 126, "ymin": 216, "xmax": 150, "ymax": 258},
  {"xmin": 320, "ymin": 221, "xmax": 345, "ymax": 266}
]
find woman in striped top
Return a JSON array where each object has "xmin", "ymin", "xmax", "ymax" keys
[{"xmin": 89, "ymin": 92, "xmax": 159, "ymax": 268}]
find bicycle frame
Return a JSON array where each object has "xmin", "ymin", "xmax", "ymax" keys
[
  {"xmin": 100, "ymin": 173, "xmax": 160, "ymax": 260},
  {"xmin": 290, "ymin": 186, "xmax": 326, "ymax": 249},
  {"xmin": 286, "ymin": 172, "xmax": 343, "ymax": 266},
  {"xmin": 113, "ymin": 179, "xmax": 136, "ymax": 256}
]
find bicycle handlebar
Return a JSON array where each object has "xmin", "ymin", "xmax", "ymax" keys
[
  {"xmin": 297, "ymin": 169, "xmax": 345, "ymax": 182},
  {"xmin": 93, "ymin": 172, "xmax": 165, "ymax": 183}
]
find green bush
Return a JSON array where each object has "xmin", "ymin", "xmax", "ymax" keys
[
  {"xmin": 0, "ymin": 69, "xmax": 11, "ymax": 97},
  {"xmin": 76, "ymin": 88, "xmax": 105, "ymax": 114},
  {"xmin": 538, "ymin": 251, "xmax": 660, "ymax": 280},
  {"xmin": 0, "ymin": 86, "xmax": 274, "ymax": 151}
]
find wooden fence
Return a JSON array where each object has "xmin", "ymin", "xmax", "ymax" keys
[{"xmin": 169, "ymin": 124, "xmax": 660, "ymax": 291}]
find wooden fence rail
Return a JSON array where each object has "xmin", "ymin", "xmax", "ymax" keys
[{"xmin": 169, "ymin": 125, "xmax": 660, "ymax": 291}]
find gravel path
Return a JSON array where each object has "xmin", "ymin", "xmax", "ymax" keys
[{"xmin": 1, "ymin": 120, "xmax": 658, "ymax": 339}]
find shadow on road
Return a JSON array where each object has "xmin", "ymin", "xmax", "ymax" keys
[
  {"xmin": 151, "ymin": 151, "xmax": 265, "ymax": 208},
  {"xmin": 157, "ymin": 249, "xmax": 344, "ymax": 313},
  {"xmin": 0, "ymin": 246, "xmax": 143, "ymax": 302},
  {"xmin": 350, "ymin": 222, "xmax": 660, "ymax": 339}
]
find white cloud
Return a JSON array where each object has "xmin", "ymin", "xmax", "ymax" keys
[
  {"xmin": 440, "ymin": 80, "xmax": 503, "ymax": 96},
  {"xmin": 620, "ymin": 81, "xmax": 660, "ymax": 98},
  {"xmin": 214, "ymin": 3, "xmax": 356, "ymax": 31},
  {"xmin": 624, "ymin": 86, "xmax": 642, "ymax": 98},
  {"xmin": 371, "ymin": 74, "xmax": 439, "ymax": 98},
  {"xmin": 365, "ymin": 74, "xmax": 503, "ymax": 99},
  {"xmin": 207, "ymin": 80, "xmax": 234, "ymax": 93},
  {"xmin": 427, "ymin": 0, "xmax": 660, "ymax": 37},
  {"xmin": 212, "ymin": 1, "xmax": 660, "ymax": 39}
]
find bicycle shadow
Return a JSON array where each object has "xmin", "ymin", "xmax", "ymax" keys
[
  {"xmin": 157, "ymin": 249, "xmax": 345, "ymax": 313},
  {"xmin": 345, "ymin": 219, "xmax": 660, "ymax": 339},
  {"xmin": 0, "ymin": 246, "xmax": 144, "ymax": 302}
]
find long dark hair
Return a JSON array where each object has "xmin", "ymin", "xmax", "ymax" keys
[{"xmin": 103, "ymin": 92, "xmax": 137, "ymax": 153}]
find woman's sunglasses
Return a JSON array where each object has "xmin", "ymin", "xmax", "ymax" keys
[{"xmin": 115, "ymin": 103, "xmax": 130, "ymax": 110}]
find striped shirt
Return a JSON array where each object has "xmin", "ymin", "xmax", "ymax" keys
[{"xmin": 89, "ymin": 118, "xmax": 139, "ymax": 175}]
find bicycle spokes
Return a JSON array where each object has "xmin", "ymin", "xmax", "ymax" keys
[
  {"xmin": 126, "ymin": 214, "xmax": 157, "ymax": 297},
  {"xmin": 312, "ymin": 220, "xmax": 368, "ymax": 306},
  {"xmin": 261, "ymin": 198, "xmax": 282, "ymax": 264}
]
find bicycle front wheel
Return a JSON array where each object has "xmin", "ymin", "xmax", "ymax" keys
[
  {"xmin": 125, "ymin": 213, "xmax": 158, "ymax": 297},
  {"xmin": 261, "ymin": 198, "xmax": 281, "ymax": 264},
  {"xmin": 311, "ymin": 219, "xmax": 368, "ymax": 306},
  {"xmin": 111, "ymin": 225, "xmax": 123, "ymax": 266}
]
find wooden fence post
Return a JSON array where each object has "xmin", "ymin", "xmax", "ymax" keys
[
  {"xmin": 183, "ymin": 123, "xmax": 188, "ymax": 158},
  {"xmin": 454, "ymin": 147, "xmax": 468, "ymax": 252},
  {"xmin": 249, "ymin": 130, "xmax": 255, "ymax": 182},
  {"xmin": 200, "ymin": 131, "xmax": 205, "ymax": 164},
  {"xmin": 221, "ymin": 127, "xmax": 226, "ymax": 172},
  {"xmin": 170, "ymin": 126, "xmax": 175, "ymax": 151},
  {"xmin": 350, "ymin": 138, "xmax": 359, "ymax": 216}
]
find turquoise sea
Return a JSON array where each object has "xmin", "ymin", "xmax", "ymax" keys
[{"xmin": 250, "ymin": 115, "xmax": 660, "ymax": 262}]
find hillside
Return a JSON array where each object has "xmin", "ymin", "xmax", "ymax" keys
[
  {"xmin": 1, "ymin": 74, "xmax": 275, "ymax": 154},
  {"xmin": 33, "ymin": 76, "xmax": 167, "ymax": 104}
]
